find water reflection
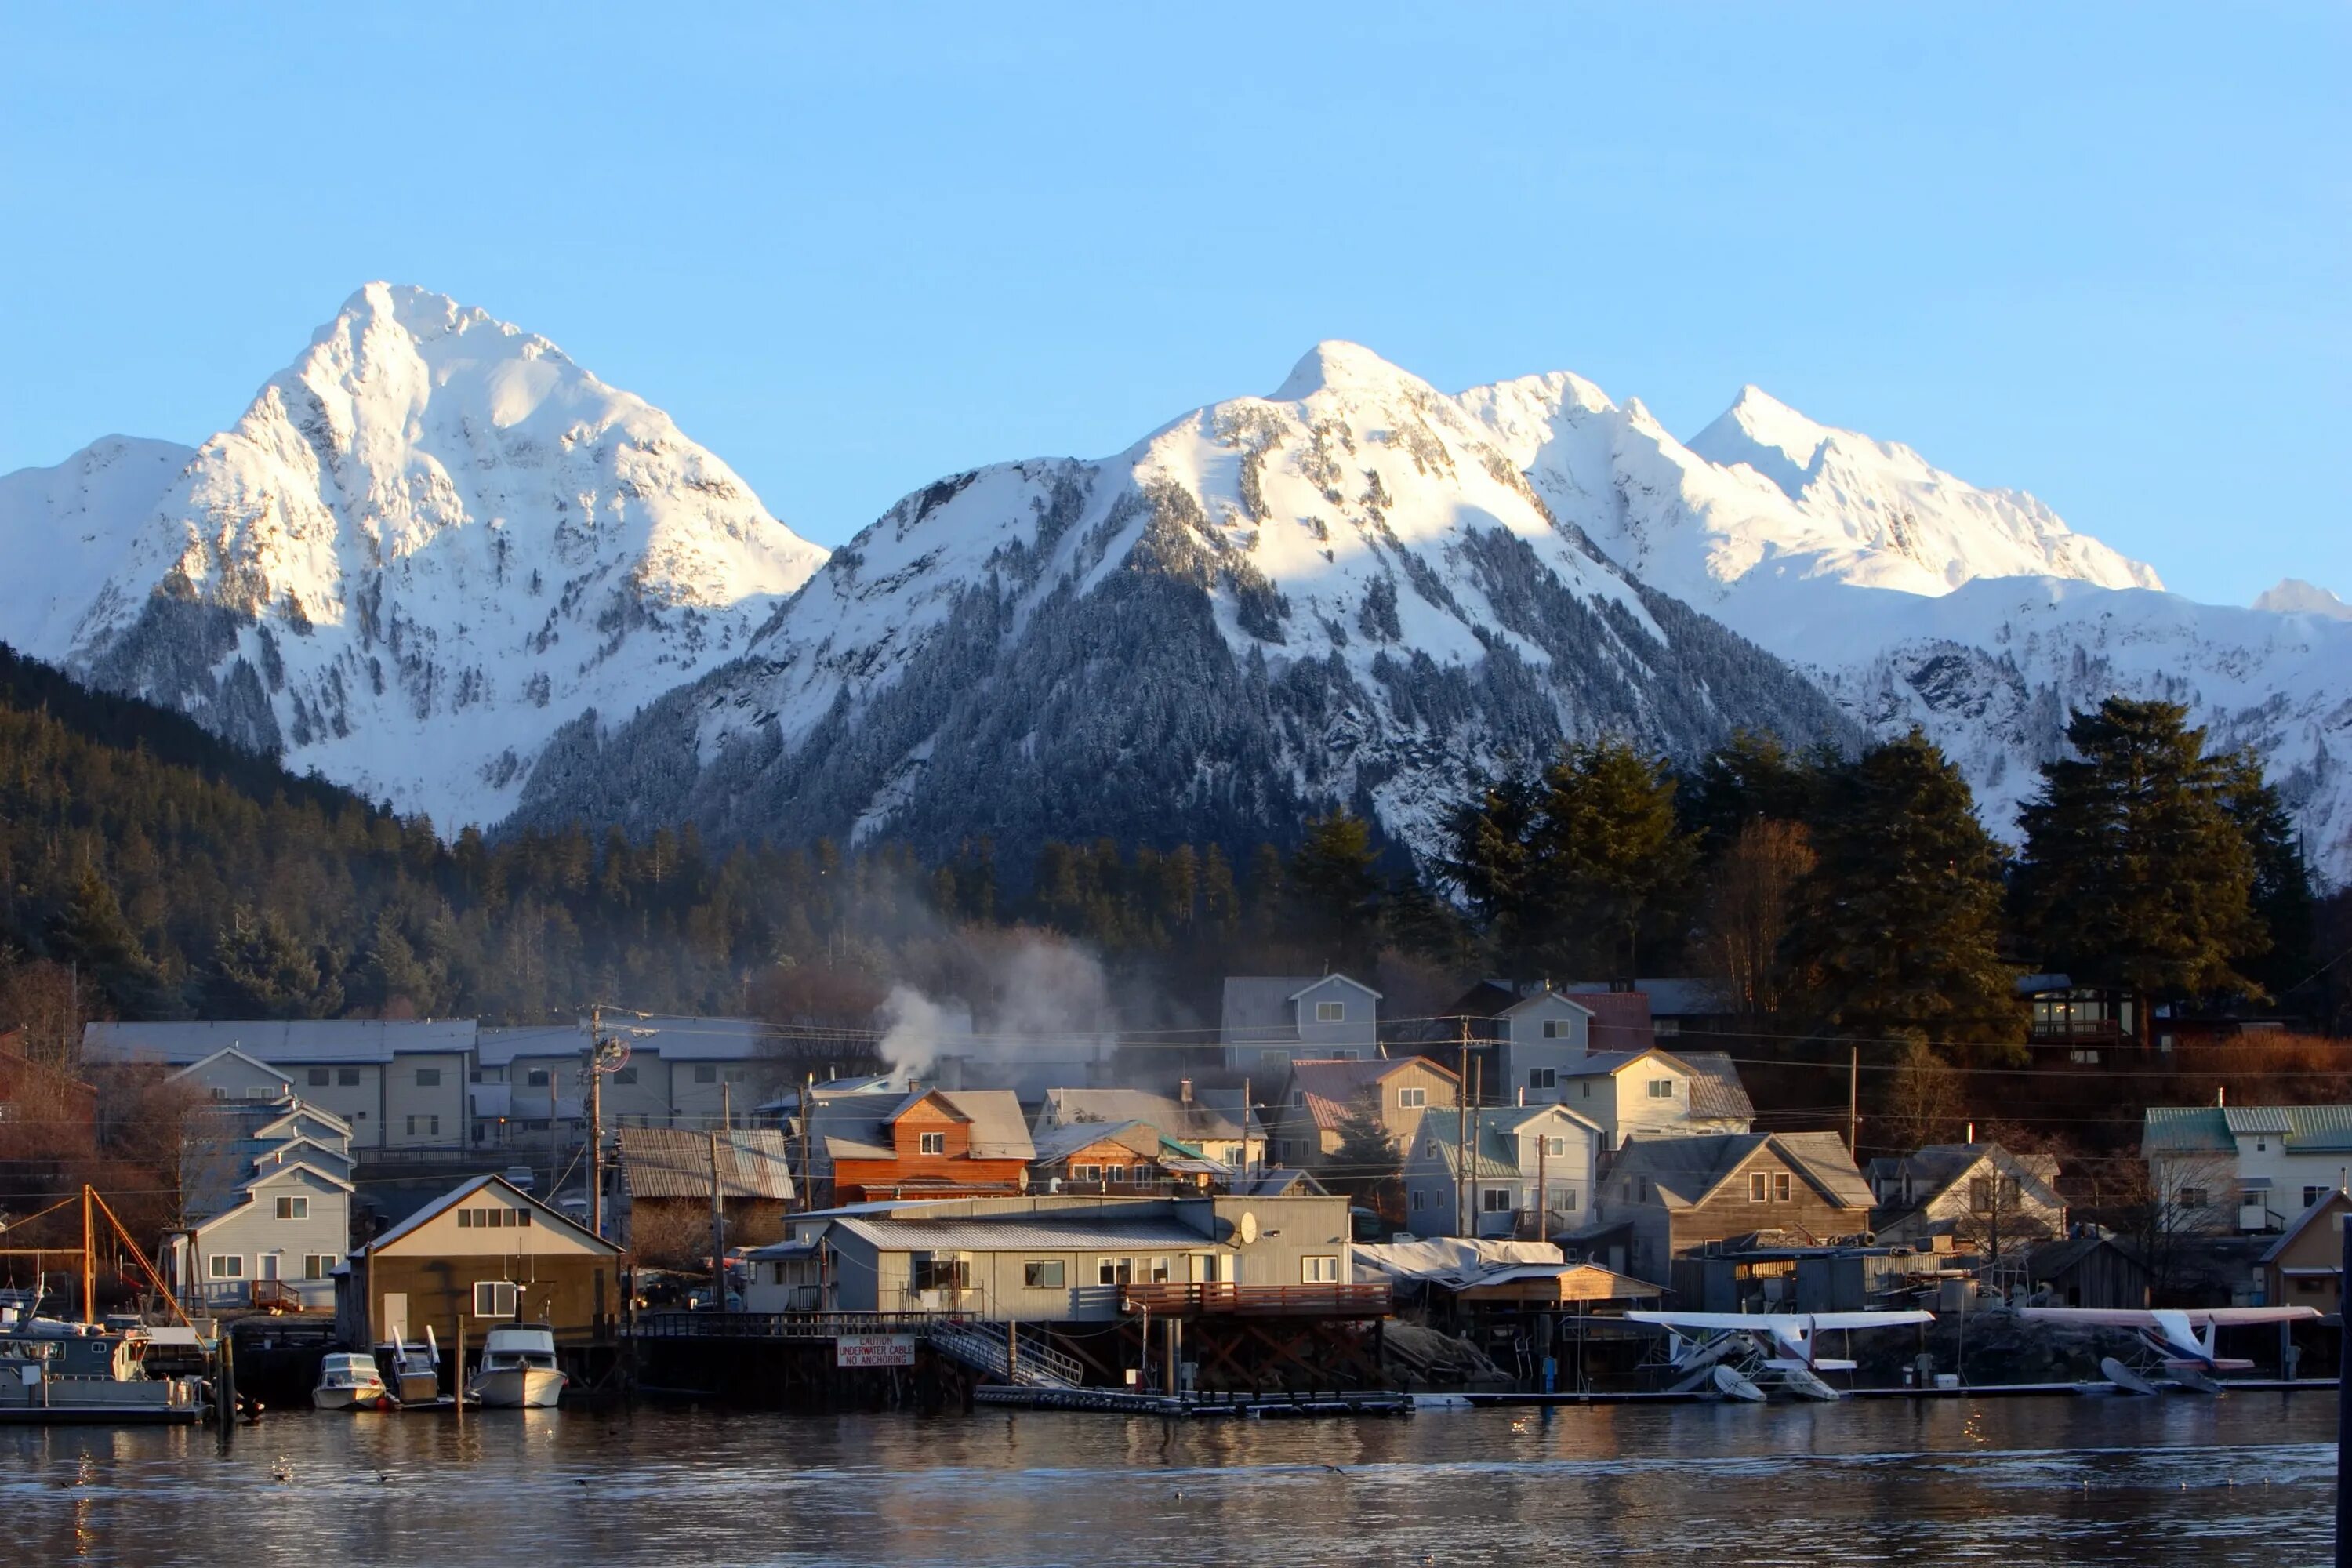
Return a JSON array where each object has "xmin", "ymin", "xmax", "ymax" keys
[{"xmin": 0, "ymin": 1395, "xmax": 2332, "ymax": 1566}]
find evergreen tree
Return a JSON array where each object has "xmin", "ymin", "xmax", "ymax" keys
[
  {"xmin": 1532, "ymin": 739, "xmax": 1697, "ymax": 982},
  {"xmin": 1684, "ymin": 728, "xmax": 1825, "ymax": 853},
  {"xmin": 1326, "ymin": 1102, "xmax": 1403, "ymax": 1219},
  {"xmin": 1788, "ymin": 731, "xmax": 2022, "ymax": 1054},
  {"xmin": 2013, "ymin": 699, "xmax": 2264, "ymax": 1038},
  {"xmin": 205, "ymin": 906, "xmax": 344, "ymax": 1018},
  {"xmin": 1287, "ymin": 810, "xmax": 1384, "ymax": 971},
  {"xmin": 50, "ymin": 866, "xmax": 165, "ymax": 1016},
  {"xmin": 2223, "ymin": 752, "xmax": 2315, "ymax": 999}
]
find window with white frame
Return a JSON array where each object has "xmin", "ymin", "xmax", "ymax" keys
[
  {"xmin": 1105, "ymin": 1165, "xmax": 1128, "ymax": 1183},
  {"xmin": 1559, "ymin": 1186, "xmax": 1580, "ymax": 1212},
  {"xmin": 1072, "ymin": 1163, "xmax": 1102, "ymax": 1182},
  {"xmin": 1098, "ymin": 1257, "xmax": 1132, "ymax": 1286},
  {"xmin": 1301, "ymin": 1254, "xmax": 1341, "ymax": 1283},
  {"xmin": 1541, "ymin": 1018, "xmax": 1569, "ymax": 1039},
  {"xmin": 1544, "ymin": 1137, "xmax": 1567, "ymax": 1157},
  {"xmin": 1024, "ymin": 1261, "xmax": 1065, "ymax": 1288},
  {"xmin": 1749, "ymin": 1172, "xmax": 1768, "ymax": 1202},
  {"xmin": 274, "ymin": 1196, "xmax": 309, "ymax": 1220},
  {"xmin": 1482, "ymin": 1188, "xmax": 1513, "ymax": 1213},
  {"xmin": 918, "ymin": 1131, "xmax": 946, "ymax": 1156},
  {"xmin": 1315, "ymin": 1001, "xmax": 1345, "ymax": 1023},
  {"xmin": 303, "ymin": 1254, "xmax": 336, "ymax": 1280},
  {"xmin": 1773, "ymin": 1173, "xmax": 1791, "ymax": 1201},
  {"xmin": 209, "ymin": 1254, "xmax": 244, "ymax": 1279},
  {"xmin": 473, "ymin": 1280, "xmax": 518, "ymax": 1318},
  {"xmin": 1398, "ymin": 1087, "xmax": 1427, "ymax": 1109},
  {"xmin": 1529, "ymin": 1068, "xmax": 1557, "ymax": 1091},
  {"xmin": 1291, "ymin": 1091, "xmax": 1306, "ymax": 1108},
  {"xmin": 1647, "ymin": 1079, "xmax": 1674, "ymax": 1099}
]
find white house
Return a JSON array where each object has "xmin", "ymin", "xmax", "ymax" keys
[
  {"xmin": 167, "ymin": 1095, "xmax": 356, "ymax": 1310},
  {"xmin": 1552, "ymin": 1047, "xmax": 1755, "ymax": 1150},
  {"xmin": 86, "ymin": 1020, "xmax": 473, "ymax": 1151},
  {"xmin": 2144, "ymin": 1105, "xmax": 2352, "ymax": 1234},
  {"xmin": 1402, "ymin": 1104, "xmax": 1604, "ymax": 1240},
  {"xmin": 1221, "ymin": 975, "xmax": 1381, "ymax": 1074}
]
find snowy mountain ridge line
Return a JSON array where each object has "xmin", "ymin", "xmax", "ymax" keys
[{"xmin": 0, "ymin": 282, "xmax": 826, "ymax": 829}]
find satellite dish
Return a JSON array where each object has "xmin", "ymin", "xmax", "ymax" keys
[{"xmin": 1238, "ymin": 1210, "xmax": 1258, "ymax": 1245}]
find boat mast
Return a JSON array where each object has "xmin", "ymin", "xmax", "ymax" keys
[{"xmin": 81, "ymin": 1184, "xmax": 95, "ymax": 1325}]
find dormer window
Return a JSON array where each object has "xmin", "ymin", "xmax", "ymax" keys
[
  {"xmin": 1316, "ymin": 1001, "xmax": 1345, "ymax": 1023},
  {"xmin": 918, "ymin": 1131, "xmax": 946, "ymax": 1156},
  {"xmin": 1398, "ymin": 1087, "xmax": 1428, "ymax": 1109}
]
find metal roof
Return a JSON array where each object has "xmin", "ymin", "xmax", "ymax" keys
[
  {"xmin": 86, "ymin": 1018, "xmax": 475, "ymax": 1065},
  {"xmin": 2144, "ymin": 1105, "xmax": 2352, "ymax": 1155},
  {"xmin": 365, "ymin": 1173, "xmax": 619, "ymax": 1255},
  {"xmin": 1675, "ymin": 1051, "xmax": 1757, "ymax": 1123},
  {"xmin": 833, "ymin": 1215, "xmax": 1210, "ymax": 1253},
  {"xmin": 617, "ymin": 1127, "xmax": 796, "ymax": 1201},
  {"xmin": 1220, "ymin": 974, "xmax": 1377, "ymax": 1040},
  {"xmin": 1610, "ymin": 1131, "xmax": 1873, "ymax": 1210},
  {"xmin": 476, "ymin": 1015, "xmax": 775, "ymax": 1066},
  {"xmin": 1036, "ymin": 1088, "xmax": 1261, "ymax": 1145}
]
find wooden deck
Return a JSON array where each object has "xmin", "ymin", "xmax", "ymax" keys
[{"xmin": 1120, "ymin": 1283, "xmax": 1391, "ymax": 1319}]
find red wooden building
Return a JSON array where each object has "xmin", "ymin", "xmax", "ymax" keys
[{"xmin": 810, "ymin": 1088, "xmax": 1036, "ymax": 1204}]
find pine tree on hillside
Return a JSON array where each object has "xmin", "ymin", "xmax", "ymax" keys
[
  {"xmin": 1788, "ymin": 731, "xmax": 2023, "ymax": 1055},
  {"xmin": 2013, "ymin": 699, "xmax": 2264, "ymax": 1041},
  {"xmin": 1534, "ymin": 739, "xmax": 1698, "ymax": 983},
  {"xmin": 2222, "ymin": 751, "xmax": 2315, "ymax": 1000},
  {"xmin": 1287, "ymin": 810, "xmax": 1385, "ymax": 973},
  {"xmin": 1683, "ymin": 728, "xmax": 1826, "ymax": 853}
]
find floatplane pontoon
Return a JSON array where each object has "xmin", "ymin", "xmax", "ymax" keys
[
  {"xmin": 1628, "ymin": 1310, "xmax": 1937, "ymax": 1401},
  {"xmin": 2016, "ymin": 1305, "xmax": 2321, "ymax": 1393}
]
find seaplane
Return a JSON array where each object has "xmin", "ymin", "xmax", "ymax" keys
[
  {"xmin": 1627, "ymin": 1309, "xmax": 1937, "ymax": 1402},
  {"xmin": 2015, "ymin": 1305, "xmax": 2321, "ymax": 1394}
]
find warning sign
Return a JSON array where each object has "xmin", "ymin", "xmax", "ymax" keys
[{"xmin": 834, "ymin": 1334, "xmax": 916, "ymax": 1368}]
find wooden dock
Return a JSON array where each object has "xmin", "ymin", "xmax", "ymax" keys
[{"xmin": 975, "ymin": 1385, "xmax": 1415, "ymax": 1417}]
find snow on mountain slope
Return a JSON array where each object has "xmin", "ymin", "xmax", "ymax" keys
[
  {"xmin": 0, "ymin": 436, "xmax": 197, "ymax": 660},
  {"xmin": 0, "ymin": 284, "xmax": 826, "ymax": 828},
  {"xmin": 512, "ymin": 341, "xmax": 1858, "ymax": 870},
  {"xmin": 2253, "ymin": 579, "xmax": 2352, "ymax": 620}
]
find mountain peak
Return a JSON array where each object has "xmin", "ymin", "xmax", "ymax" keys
[
  {"xmin": 1271, "ymin": 339, "xmax": 1425, "ymax": 402},
  {"xmin": 2253, "ymin": 578, "xmax": 2352, "ymax": 620}
]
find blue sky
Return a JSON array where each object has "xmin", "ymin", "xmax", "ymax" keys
[{"xmin": 3, "ymin": 5, "xmax": 2344, "ymax": 604}]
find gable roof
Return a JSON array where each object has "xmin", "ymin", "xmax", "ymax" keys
[
  {"xmin": 1561, "ymin": 979, "xmax": 1728, "ymax": 1018},
  {"xmin": 2262, "ymin": 1188, "xmax": 2352, "ymax": 1265},
  {"xmin": 1612, "ymin": 1132, "xmax": 1872, "ymax": 1210},
  {"xmin": 1674, "ymin": 1051, "xmax": 1757, "ymax": 1123},
  {"xmin": 2028, "ymin": 1233, "xmax": 2147, "ymax": 1282},
  {"xmin": 616, "ymin": 1127, "xmax": 796, "ymax": 1202},
  {"xmin": 814, "ymin": 1089, "xmax": 1034, "ymax": 1163},
  {"xmin": 1415, "ymin": 1105, "xmax": 1603, "ymax": 1178},
  {"xmin": 1288, "ymin": 1057, "xmax": 1456, "ymax": 1132},
  {"xmin": 2145, "ymin": 1105, "xmax": 2352, "ymax": 1156},
  {"xmin": 1036, "ymin": 1088, "xmax": 1263, "ymax": 1145},
  {"xmin": 168, "ymin": 1045, "xmax": 292, "ymax": 1090},
  {"xmin": 366, "ymin": 1174, "xmax": 619, "ymax": 1255},
  {"xmin": 1029, "ymin": 1120, "xmax": 1165, "ymax": 1163},
  {"xmin": 1222, "ymin": 974, "xmax": 1378, "ymax": 1039}
]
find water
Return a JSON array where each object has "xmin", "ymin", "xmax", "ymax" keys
[{"xmin": 4, "ymin": 1396, "xmax": 2337, "ymax": 1566}]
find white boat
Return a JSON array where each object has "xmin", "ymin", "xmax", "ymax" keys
[
  {"xmin": 313, "ymin": 1352, "xmax": 395, "ymax": 1411},
  {"xmin": 0, "ymin": 1330, "xmax": 210, "ymax": 1424},
  {"xmin": 466, "ymin": 1327, "xmax": 566, "ymax": 1409}
]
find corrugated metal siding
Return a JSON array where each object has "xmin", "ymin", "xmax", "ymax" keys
[{"xmin": 618, "ymin": 1128, "xmax": 796, "ymax": 1200}]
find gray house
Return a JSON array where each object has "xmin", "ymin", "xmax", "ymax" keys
[
  {"xmin": 165, "ymin": 1095, "xmax": 356, "ymax": 1310},
  {"xmin": 1221, "ymin": 975, "xmax": 1381, "ymax": 1074},
  {"xmin": 88, "ymin": 1020, "xmax": 473, "ymax": 1151}
]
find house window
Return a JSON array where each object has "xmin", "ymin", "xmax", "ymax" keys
[
  {"xmin": 1581, "ymin": 1082, "xmax": 1592, "ymax": 1099},
  {"xmin": 2069, "ymin": 1048, "xmax": 2102, "ymax": 1064},
  {"xmin": 1774, "ymin": 1173, "xmax": 1791, "ymax": 1202},
  {"xmin": 526, "ymin": 1069, "xmax": 550, "ymax": 1088},
  {"xmin": 1398, "ymin": 1087, "xmax": 1427, "ymax": 1109},
  {"xmin": 1098, "ymin": 1258, "xmax": 1133, "ymax": 1286},
  {"xmin": 338, "ymin": 1068, "xmax": 361, "ymax": 1087},
  {"xmin": 1106, "ymin": 1165, "xmax": 1128, "ymax": 1183},
  {"xmin": 2306, "ymin": 1187, "xmax": 2328, "ymax": 1209},
  {"xmin": 303, "ymin": 1254, "xmax": 336, "ymax": 1280},
  {"xmin": 1543, "ymin": 1018, "xmax": 1573, "ymax": 1039},
  {"xmin": 1316, "ymin": 1002, "xmax": 1345, "ymax": 1023},
  {"xmin": 1291, "ymin": 1091, "xmax": 1306, "ymax": 1108},
  {"xmin": 1647, "ymin": 1080, "xmax": 1674, "ymax": 1099},
  {"xmin": 1529, "ymin": 1069, "xmax": 1557, "ymax": 1091},
  {"xmin": 1072, "ymin": 1163, "xmax": 1102, "ymax": 1182},
  {"xmin": 2256, "ymin": 1138, "xmax": 2268, "ymax": 1152},
  {"xmin": 1544, "ymin": 1137, "xmax": 1567, "ymax": 1157},
  {"xmin": 2177, "ymin": 1188, "xmax": 2209, "ymax": 1210},
  {"xmin": 209, "ymin": 1254, "xmax": 245, "ymax": 1279},
  {"xmin": 274, "ymin": 1196, "xmax": 309, "ymax": 1221},
  {"xmin": 1969, "ymin": 1178, "xmax": 1994, "ymax": 1212},
  {"xmin": 614, "ymin": 1066, "xmax": 638, "ymax": 1085},
  {"xmin": 308, "ymin": 1068, "xmax": 330, "ymax": 1087},
  {"xmin": 2297, "ymin": 1276, "xmax": 2327, "ymax": 1294},
  {"xmin": 695, "ymin": 1065, "xmax": 718, "ymax": 1083},
  {"xmin": 1481, "ymin": 1189, "xmax": 1513, "ymax": 1213},
  {"xmin": 405, "ymin": 1115, "xmax": 441, "ymax": 1136},
  {"xmin": 1023, "ymin": 1261, "xmax": 1065, "ymax": 1289},
  {"xmin": 1301, "ymin": 1254, "xmax": 1341, "ymax": 1283},
  {"xmin": 474, "ymin": 1281, "xmax": 518, "ymax": 1318},
  {"xmin": 912, "ymin": 1258, "xmax": 970, "ymax": 1292},
  {"xmin": 1559, "ymin": 1187, "xmax": 1580, "ymax": 1212},
  {"xmin": 1749, "ymin": 1173, "xmax": 1768, "ymax": 1203},
  {"xmin": 1410, "ymin": 1189, "xmax": 1426, "ymax": 1211},
  {"xmin": 918, "ymin": 1131, "xmax": 946, "ymax": 1156},
  {"xmin": 416, "ymin": 1068, "xmax": 441, "ymax": 1087}
]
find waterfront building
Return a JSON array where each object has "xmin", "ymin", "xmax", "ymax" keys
[
  {"xmin": 2259, "ymin": 1189, "xmax": 2351, "ymax": 1312},
  {"xmin": 165, "ymin": 1094, "xmax": 355, "ymax": 1311},
  {"xmin": 1400, "ymin": 1103, "xmax": 1605, "ymax": 1240},
  {"xmin": 1865, "ymin": 1143, "xmax": 2068, "ymax": 1255},
  {"xmin": 1578, "ymin": 1131, "xmax": 1875, "ymax": 1284},
  {"xmin": 337, "ymin": 1173, "xmax": 622, "ymax": 1351},
  {"xmin": 613, "ymin": 1125, "xmax": 797, "ymax": 1255},
  {"xmin": 804, "ymin": 1087, "xmax": 1035, "ymax": 1205}
]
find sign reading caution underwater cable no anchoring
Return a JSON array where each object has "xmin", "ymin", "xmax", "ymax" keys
[{"xmin": 835, "ymin": 1334, "xmax": 916, "ymax": 1368}]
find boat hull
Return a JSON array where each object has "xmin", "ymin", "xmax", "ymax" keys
[{"xmin": 469, "ymin": 1367, "xmax": 565, "ymax": 1409}]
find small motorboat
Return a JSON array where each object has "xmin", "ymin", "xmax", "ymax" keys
[
  {"xmin": 379, "ymin": 1329, "xmax": 445, "ymax": 1407},
  {"xmin": 313, "ymin": 1352, "xmax": 396, "ymax": 1411},
  {"xmin": 466, "ymin": 1327, "xmax": 565, "ymax": 1409}
]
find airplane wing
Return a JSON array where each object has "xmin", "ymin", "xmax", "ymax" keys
[
  {"xmin": 1626, "ymin": 1312, "xmax": 1779, "ymax": 1332},
  {"xmin": 1802, "ymin": 1312, "xmax": 1936, "ymax": 1330},
  {"xmin": 2019, "ymin": 1307, "xmax": 2321, "ymax": 1329},
  {"xmin": 2190, "ymin": 1307, "xmax": 2324, "ymax": 1327}
]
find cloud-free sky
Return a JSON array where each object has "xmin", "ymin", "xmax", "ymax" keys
[{"xmin": 3, "ymin": 5, "xmax": 2343, "ymax": 604}]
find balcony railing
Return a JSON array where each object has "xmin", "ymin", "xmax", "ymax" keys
[{"xmin": 1121, "ymin": 1283, "xmax": 1390, "ymax": 1319}]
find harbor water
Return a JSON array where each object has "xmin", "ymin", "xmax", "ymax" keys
[{"xmin": 4, "ymin": 1394, "xmax": 2336, "ymax": 1565}]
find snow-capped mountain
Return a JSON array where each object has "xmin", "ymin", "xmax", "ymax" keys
[
  {"xmin": 2253, "ymin": 579, "xmax": 2352, "ymax": 621},
  {"xmin": 515, "ymin": 340, "xmax": 2352, "ymax": 884},
  {"xmin": 0, "ymin": 284, "xmax": 825, "ymax": 827},
  {"xmin": 510, "ymin": 342, "xmax": 1860, "ymax": 868}
]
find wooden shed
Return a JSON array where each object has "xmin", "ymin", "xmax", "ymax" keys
[
  {"xmin": 339, "ymin": 1174, "xmax": 621, "ymax": 1351},
  {"xmin": 2027, "ymin": 1235, "xmax": 2151, "ymax": 1311}
]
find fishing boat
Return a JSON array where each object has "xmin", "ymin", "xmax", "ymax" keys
[
  {"xmin": 0, "ymin": 1328, "xmax": 209, "ymax": 1425},
  {"xmin": 313, "ymin": 1352, "xmax": 396, "ymax": 1411},
  {"xmin": 466, "ymin": 1326, "xmax": 566, "ymax": 1408}
]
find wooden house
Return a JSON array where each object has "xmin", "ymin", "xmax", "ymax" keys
[
  {"xmin": 1582, "ymin": 1132, "xmax": 1875, "ymax": 1285},
  {"xmin": 614, "ymin": 1127, "xmax": 797, "ymax": 1261},
  {"xmin": 2260, "ymin": 1189, "xmax": 2351, "ymax": 1314},
  {"xmin": 339, "ymin": 1174, "xmax": 621, "ymax": 1351},
  {"xmin": 1272, "ymin": 1056, "xmax": 1459, "ymax": 1173},
  {"xmin": 809, "ymin": 1088, "xmax": 1034, "ymax": 1205},
  {"xmin": 2027, "ymin": 1234, "xmax": 2151, "ymax": 1311}
]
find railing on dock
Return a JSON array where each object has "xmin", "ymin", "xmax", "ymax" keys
[
  {"xmin": 636, "ymin": 1310, "xmax": 956, "ymax": 1340},
  {"xmin": 1120, "ymin": 1283, "xmax": 1391, "ymax": 1319}
]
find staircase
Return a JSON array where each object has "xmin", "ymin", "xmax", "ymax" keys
[{"xmin": 928, "ymin": 1321, "xmax": 1085, "ymax": 1389}]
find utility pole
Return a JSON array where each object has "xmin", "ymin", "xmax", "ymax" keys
[
  {"xmin": 800, "ymin": 1073, "xmax": 815, "ymax": 1212},
  {"xmin": 587, "ymin": 1004, "xmax": 605, "ymax": 1242},
  {"xmin": 1457, "ymin": 1018, "xmax": 1471, "ymax": 1238},
  {"xmin": 1536, "ymin": 1130, "xmax": 1548, "ymax": 1244},
  {"xmin": 1846, "ymin": 1045, "xmax": 1860, "ymax": 1157},
  {"xmin": 707, "ymin": 1127, "xmax": 727, "ymax": 1312}
]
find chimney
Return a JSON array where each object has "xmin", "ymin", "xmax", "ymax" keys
[
  {"xmin": 1179, "ymin": 1078, "xmax": 1193, "ymax": 1105},
  {"xmin": 2216, "ymin": 1085, "xmax": 2227, "ymax": 1107}
]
